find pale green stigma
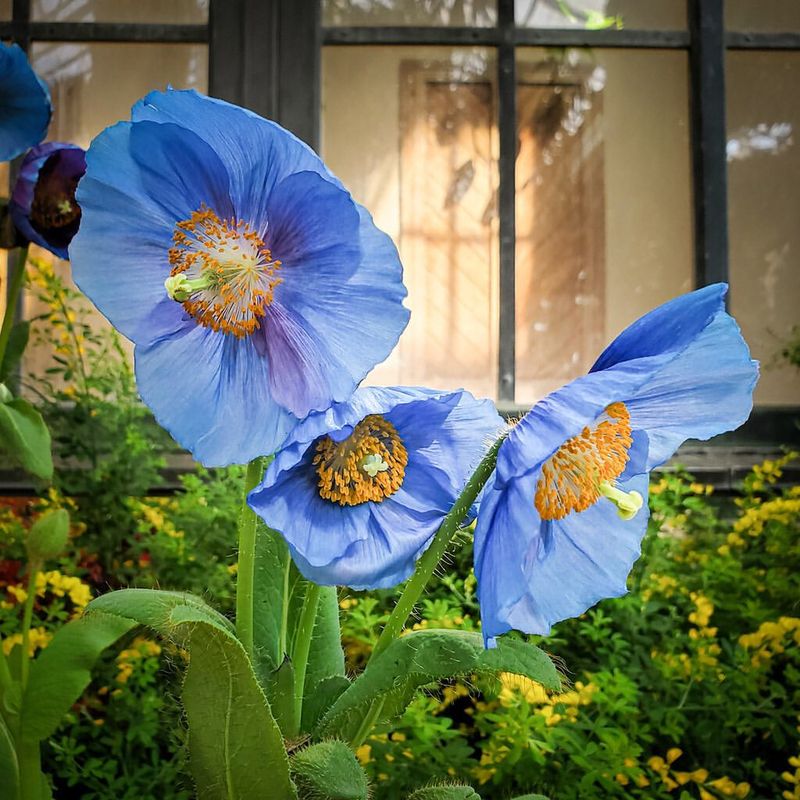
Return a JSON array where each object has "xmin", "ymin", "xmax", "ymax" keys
[
  {"xmin": 165, "ymin": 273, "xmax": 215, "ymax": 302},
  {"xmin": 361, "ymin": 453, "xmax": 389, "ymax": 478},
  {"xmin": 599, "ymin": 481, "xmax": 644, "ymax": 521},
  {"xmin": 57, "ymin": 199, "xmax": 73, "ymax": 215}
]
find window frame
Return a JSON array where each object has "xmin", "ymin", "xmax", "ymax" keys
[{"xmin": 1, "ymin": 0, "xmax": 797, "ymax": 450}]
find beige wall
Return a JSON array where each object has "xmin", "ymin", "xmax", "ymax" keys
[{"xmin": 728, "ymin": 51, "xmax": 800, "ymax": 406}]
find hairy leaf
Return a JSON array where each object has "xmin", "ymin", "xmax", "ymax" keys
[
  {"xmin": 290, "ymin": 741, "xmax": 368, "ymax": 800},
  {"xmin": 0, "ymin": 712, "xmax": 19, "ymax": 800},
  {"xmin": 317, "ymin": 630, "xmax": 560, "ymax": 740},
  {"xmin": 22, "ymin": 611, "xmax": 136, "ymax": 742},
  {"xmin": 0, "ymin": 320, "xmax": 30, "ymax": 382},
  {"xmin": 407, "ymin": 786, "xmax": 481, "ymax": 800}
]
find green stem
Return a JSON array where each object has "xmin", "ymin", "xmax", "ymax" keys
[
  {"xmin": 370, "ymin": 434, "xmax": 504, "ymax": 663},
  {"xmin": 279, "ymin": 557, "xmax": 291, "ymax": 658},
  {"xmin": 235, "ymin": 458, "xmax": 265, "ymax": 658},
  {"xmin": 19, "ymin": 561, "xmax": 39, "ymax": 689},
  {"xmin": 290, "ymin": 581, "xmax": 321, "ymax": 733},
  {"xmin": 19, "ymin": 738, "xmax": 43, "ymax": 800},
  {"xmin": 350, "ymin": 697, "xmax": 385, "ymax": 748},
  {"xmin": 0, "ymin": 245, "xmax": 29, "ymax": 370}
]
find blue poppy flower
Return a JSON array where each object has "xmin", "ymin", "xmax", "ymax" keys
[
  {"xmin": 0, "ymin": 43, "xmax": 51, "ymax": 162},
  {"xmin": 10, "ymin": 142, "xmax": 86, "ymax": 259},
  {"xmin": 474, "ymin": 284, "xmax": 758, "ymax": 646},
  {"xmin": 70, "ymin": 89, "xmax": 409, "ymax": 466},
  {"xmin": 248, "ymin": 386, "xmax": 504, "ymax": 589}
]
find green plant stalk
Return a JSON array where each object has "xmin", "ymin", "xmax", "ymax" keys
[
  {"xmin": 235, "ymin": 457, "xmax": 265, "ymax": 658},
  {"xmin": 0, "ymin": 245, "xmax": 29, "ymax": 369},
  {"xmin": 370, "ymin": 433, "xmax": 505, "ymax": 663},
  {"xmin": 19, "ymin": 738, "xmax": 43, "ymax": 800},
  {"xmin": 350, "ymin": 697, "xmax": 385, "ymax": 749},
  {"xmin": 290, "ymin": 580, "xmax": 321, "ymax": 734},
  {"xmin": 19, "ymin": 560, "xmax": 40, "ymax": 689}
]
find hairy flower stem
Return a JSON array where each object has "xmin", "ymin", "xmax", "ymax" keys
[
  {"xmin": 369, "ymin": 433, "xmax": 505, "ymax": 663},
  {"xmin": 235, "ymin": 457, "xmax": 265, "ymax": 658},
  {"xmin": 0, "ymin": 245, "xmax": 29, "ymax": 370},
  {"xmin": 290, "ymin": 581, "xmax": 321, "ymax": 734}
]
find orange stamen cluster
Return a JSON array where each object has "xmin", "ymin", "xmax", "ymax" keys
[
  {"xmin": 313, "ymin": 415, "xmax": 408, "ymax": 507},
  {"xmin": 535, "ymin": 402, "xmax": 633, "ymax": 521},
  {"xmin": 168, "ymin": 205, "xmax": 281, "ymax": 337}
]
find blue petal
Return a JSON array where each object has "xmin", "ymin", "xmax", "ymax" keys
[
  {"xmin": 626, "ymin": 308, "xmax": 758, "ymax": 469},
  {"xmin": 131, "ymin": 89, "xmax": 340, "ymax": 225},
  {"xmin": 476, "ymin": 471, "xmax": 649, "ymax": 644},
  {"xmin": 591, "ymin": 283, "xmax": 727, "ymax": 372},
  {"xmin": 134, "ymin": 325, "xmax": 296, "ymax": 466},
  {"xmin": 249, "ymin": 387, "xmax": 503, "ymax": 589},
  {"xmin": 261, "ymin": 190, "xmax": 409, "ymax": 417},
  {"xmin": 71, "ymin": 120, "xmax": 231, "ymax": 345},
  {"xmin": 0, "ymin": 44, "xmax": 51, "ymax": 161}
]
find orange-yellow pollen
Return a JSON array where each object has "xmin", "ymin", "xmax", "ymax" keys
[
  {"xmin": 168, "ymin": 205, "xmax": 282, "ymax": 338},
  {"xmin": 535, "ymin": 402, "xmax": 633, "ymax": 521},
  {"xmin": 313, "ymin": 415, "xmax": 407, "ymax": 507}
]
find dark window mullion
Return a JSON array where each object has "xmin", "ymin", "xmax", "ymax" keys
[
  {"xmin": 688, "ymin": 0, "xmax": 729, "ymax": 288},
  {"xmin": 497, "ymin": 0, "xmax": 516, "ymax": 404}
]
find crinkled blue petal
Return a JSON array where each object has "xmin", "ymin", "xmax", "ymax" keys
[
  {"xmin": 131, "ymin": 89, "xmax": 341, "ymax": 224},
  {"xmin": 591, "ymin": 283, "xmax": 727, "ymax": 372},
  {"xmin": 71, "ymin": 120, "xmax": 231, "ymax": 345},
  {"xmin": 135, "ymin": 325, "xmax": 296, "ymax": 466},
  {"xmin": 476, "ymin": 471, "xmax": 649, "ymax": 645},
  {"xmin": 248, "ymin": 387, "xmax": 503, "ymax": 589},
  {"xmin": 0, "ymin": 44, "xmax": 51, "ymax": 161}
]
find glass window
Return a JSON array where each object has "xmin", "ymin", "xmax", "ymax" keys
[
  {"xmin": 727, "ymin": 51, "xmax": 800, "ymax": 406},
  {"xmin": 515, "ymin": 48, "xmax": 693, "ymax": 404},
  {"xmin": 516, "ymin": 0, "xmax": 686, "ymax": 30},
  {"xmin": 323, "ymin": 1, "xmax": 496, "ymax": 27},
  {"xmin": 322, "ymin": 46, "xmax": 499, "ymax": 399},
  {"xmin": 0, "ymin": 0, "xmax": 10, "ymax": 20},
  {"xmin": 21, "ymin": 42, "xmax": 208, "ymax": 381},
  {"xmin": 726, "ymin": 1, "xmax": 800, "ymax": 32},
  {"xmin": 32, "ymin": 0, "xmax": 209, "ymax": 23}
]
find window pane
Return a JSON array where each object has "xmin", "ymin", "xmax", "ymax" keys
[
  {"xmin": 727, "ymin": 52, "xmax": 800, "ymax": 406},
  {"xmin": 516, "ymin": 0, "xmax": 685, "ymax": 30},
  {"xmin": 726, "ymin": 0, "xmax": 800, "ymax": 32},
  {"xmin": 0, "ymin": 0, "xmax": 10, "ymax": 20},
  {"xmin": 322, "ymin": 46, "xmax": 499, "ymax": 398},
  {"xmin": 22, "ymin": 43, "xmax": 208, "ymax": 382},
  {"xmin": 33, "ymin": 0, "xmax": 208, "ymax": 23},
  {"xmin": 515, "ymin": 48, "xmax": 693, "ymax": 404},
  {"xmin": 323, "ymin": 1, "xmax": 496, "ymax": 27}
]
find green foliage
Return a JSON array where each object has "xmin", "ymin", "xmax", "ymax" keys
[
  {"xmin": 406, "ymin": 785, "xmax": 481, "ymax": 800},
  {"xmin": 0, "ymin": 393, "xmax": 52, "ymax": 481},
  {"xmin": 87, "ymin": 589, "xmax": 296, "ymax": 800},
  {"xmin": 26, "ymin": 509, "xmax": 69, "ymax": 563},
  {"xmin": 290, "ymin": 741, "xmax": 369, "ymax": 800}
]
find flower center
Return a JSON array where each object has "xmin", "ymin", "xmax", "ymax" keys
[
  {"xmin": 313, "ymin": 414, "xmax": 408, "ymax": 507},
  {"xmin": 535, "ymin": 402, "xmax": 642, "ymax": 521},
  {"xmin": 165, "ymin": 205, "xmax": 282, "ymax": 338}
]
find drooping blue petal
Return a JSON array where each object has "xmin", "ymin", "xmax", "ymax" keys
[
  {"xmin": 71, "ymin": 120, "xmax": 231, "ymax": 345},
  {"xmin": 626, "ymin": 309, "xmax": 757, "ymax": 468},
  {"xmin": 134, "ymin": 325, "xmax": 295, "ymax": 467},
  {"xmin": 591, "ymin": 282, "xmax": 727, "ymax": 372},
  {"xmin": 248, "ymin": 387, "xmax": 504, "ymax": 589},
  {"xmin": 0, "ymin": 44, "xmax": 51, "ymax": 162},
  {"xmin": 9, "ymin": 142, "xmax": 85, "ymax": 259},
  {"xmin": 476, "ymin": 471, "xmax": 649, "ymax": 645}
]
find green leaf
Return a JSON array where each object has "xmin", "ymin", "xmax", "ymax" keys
[
  {"xmin": 88, "ymin": 588, "xmax": 296, "ymax": 800},
  {"xmin": 21, "ymin": 611, "xmax": 136, "ymax": 742},
  {"xmin": 183, "ymin": 621, "xmax": 297, "ymax": 800},
  {"xmin": 0, "ymin": 396, "xmax": 52, "ymax": 481},
  {"xmin": 0, "ymin": 713, "xmax": 19, "ymax": 800},
  {"xmin": 290, "ymin": 741, "xmax": 368, "ymax": 800},
  {"xmin": 509, "ymin": 795, "xmax": 550, "ymax": 800},
  {"xmin": 407, "ymin": 787, "xmax": 481, "ymax": 800},
  {"xmin": 0, "ymin": 321, "xmax": 30, "ymax": 382},
  {"xmin": 262, "ymin": 657, "xmax": 296, "ymax": 735},
  {"xmin": 88, "ymin": 588, "xmax": 235, "ymax": 643},
  {"xmin": 26, "ymin": 508, "xmax": 69, "ymax": 563},
  {"xmin": 303, "ymin": 587, "xmax": 345, "ymax": 693},
  {"xmin": 317, "ymin": 630, "xmax": 560, "ymax": 740},
  {"xmin": 301, "ymin": 675, "xmax": 351, "ymax": 734}
]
